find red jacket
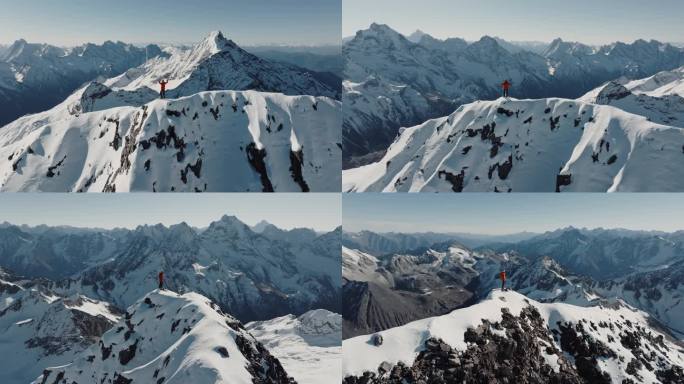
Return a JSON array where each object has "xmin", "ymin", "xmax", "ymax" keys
[
  {"xmin": 499, "ymin": 271, "xmax": 506, "ymax": 281},
  {"xmin": 158, "ymin": 272, "xmax": 164, "ymax": 283},
  {"xmin": 501, "ymin": 81, "xmax": 511, "ymax": 90},
  {"xmin": 160, "ymin": 81, "xmax": 168, "ymax": 91}
]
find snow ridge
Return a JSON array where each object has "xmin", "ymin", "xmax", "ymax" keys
[{"xmin": 36, "ymin": 289, "xmax": 296, "ymax": 384}]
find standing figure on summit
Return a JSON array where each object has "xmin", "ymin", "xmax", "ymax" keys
[
  {"xmin": 158, "ymin": 271, "xmax": 165, "ymax": 290},
  {"xmin": 159, "ymin": 79, "xmax": 169, "ymax": 99},
  {"xmin": 499, "ymin": 270, "xmax": 507, "ymax": 291},
  {"xmin": 501, "ymin": 80, "xmax": 511, "ymax": 98}
]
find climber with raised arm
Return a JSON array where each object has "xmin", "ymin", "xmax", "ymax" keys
[{"xmin": 159, "ymin": 79, "xmax": 169, "ymax": 99}]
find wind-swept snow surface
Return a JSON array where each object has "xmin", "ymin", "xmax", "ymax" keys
[
  {"xmin": 36, "ymin": 290, "xmax": 296, "ymax": 384},
  {"xmin": 343, "ymin": 97, "xmax": 684, "ymax": 192},
  {"xmin": 0, "ymin": 89, "xmax": 341, "ymax": 192},
  {"xmin": 343, "ymin": 290, "xmax": 684, "ymax": 383},
  {"xmin": 247, "ymin": 309, "xmax": 342, "ymax": 384}
]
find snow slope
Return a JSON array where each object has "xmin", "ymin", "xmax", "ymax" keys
[
  {"xmin": 580, "ymin": 67, "xmax": 684, "ymax": 128},
  {"xmin": 343, "ymin": 290, "xmax": 684, "ymax": 383},
  {"xmin": 624, "ymin": 66, "xmax": 684, "ymax": 97},
  {"xmin": 0, "ymin": 87, "xmax": 341, "ymax": 192},
  {"xmin": 0, "ymin": 273, "xmax": 120, "ymax": 383},
  {"xmin": 246, "ymin": 309, "xmax": 342, "ymax": 384},
  {"xmin": 36, "ymin": 289, "xmax": 295, "ymax": 384},
  {"xmin": 343, "ymin": 97, "xmax": 684, "ymax": 192}
]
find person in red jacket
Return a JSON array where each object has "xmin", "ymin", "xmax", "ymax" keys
[
  {"xmin": 159, "ymin": 79, "xmax": 169, "ymax": 99},
  {"xmin": 501, "ymin": 80, "xmax": 511, "ymax": 98},
  {"xmin": 499, "ymin": 270, "xmax": 507, "ymax": 291},
  {"xmin": 158, "ymin": 271, "xmax": 164, "ymax": 290}
]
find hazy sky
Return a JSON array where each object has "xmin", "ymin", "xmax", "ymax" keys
[
  {"xmin": 0, "ymin": 194, "xmax": 340, "ymax": 231},
  {"xmin": 0, "ymin": 0, "xmax": 341, "ymax": 46},
  {"xmin": 343, "ymin": 194, "xmax": 684, "ymax": 234},
  {"xmin": 344, "ymin": 0, "xmax": 684, "ymax": 45}
]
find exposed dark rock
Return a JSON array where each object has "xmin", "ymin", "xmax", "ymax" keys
[
  {"xmin": 118, "ymin": 338, "xmax": 139, "ymax": 365},
  {"xmin": 438, "ymin": 169, "xmax": 465, "ymax": 192},
  {"xmin": 246, "ymin": 142, "xmax": 274, "ymax": 192},
  {"xmin": 289, "ymin": 149, "xmax": 310, "ymax": 192},
  {"xmin": 216, "ymin": 346, "xmax": 229, "ymax": 358}
]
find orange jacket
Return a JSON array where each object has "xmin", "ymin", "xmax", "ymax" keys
[{"xmin": 499, "ymin": 271, "xmax": 506, "ymax": 281}]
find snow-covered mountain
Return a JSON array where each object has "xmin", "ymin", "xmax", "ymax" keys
[
  {"xmin": 0, "ymin": 31, "xmax": 342, "ymax": 192},
  {"xmin": 343, "ymin": 24, "xmax": 684, "ymax": 166},
  {"xmin": 0, "ymin": 87, "xmax": 341, "ymax": 192},
  {"xmin": 343, "ymin": 97, "xmax": 684, "ymax": 192},
  {"xmin": 246, "ymin": 309, "xmax": 342, "ymax": 384},
  {"xmin": 0, "ymin": 269, "xmax": 121, "ymax": 383},
  {"xmin": 343, "ymin": 290, "xmax": 684, "ymax": 383},
  {"xmin": 580, "ymin": 67, "xmax": 684, "ymax": 128},
  {"xmin": 104, "ymin": 31, "xmax": 339, "ymax": 100},
  {"xmin": 36, "ymin": 289, "xmax": 296, "ymax": 384},
  {"xmin": 590, "ymin": 260, "xmax": 684, "ymax": 339},
  {"xmin": 0, "ymin": 39, "xmax": 163, "ymax": 126}
]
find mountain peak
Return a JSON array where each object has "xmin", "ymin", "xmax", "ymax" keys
[
  {"xmin": 251, "ymin": 219, "xmax": 274, "ymax": 233},
  {"xmin": 198, "ymin": 30, "xmax": 235, "ymax": 55},
  {"xmin": 407, "ymin": 29, "xmax": 429, "ymax": 43}
]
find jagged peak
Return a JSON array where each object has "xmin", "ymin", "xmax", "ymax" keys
[{"xmin": 199, "ymin": 30, "xmax": 236, "ymax": 54}]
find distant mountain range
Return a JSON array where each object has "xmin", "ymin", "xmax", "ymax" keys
[
  {"xmin": 0, "ymin": 217, "xmax": 341, "ymax": 321},
  {"xmin": 0, "ymin": 39, "xmax": 164, "ymax": 126},
  {"xmin": 342, "ymin": 227, "xmax": 684, "ymax": 341},
  {"xmin": 343, "ymin": 23, "xmax": 684, "ymax": 167}
]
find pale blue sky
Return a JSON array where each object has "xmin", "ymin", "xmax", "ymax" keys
[
  {"xmin": 0, "ymin": 194, "xmax": 340, "ymax": 231},
  {"xmin": 0, "ymin": 0, "xmax": 341, "ymax": 46},
  {"xmin": 343, "ymin": 194, "xmax": 684, "ymax": 234},
  {"xmin": 344, "ymin": 0, "xmax": 684, "ymax": 44}
]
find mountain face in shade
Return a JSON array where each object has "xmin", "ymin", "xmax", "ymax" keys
[{"xmin": 0, "ymin": 39, "xmax": 163, "ymax": 126}]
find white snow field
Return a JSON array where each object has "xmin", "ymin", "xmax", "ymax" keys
[
  {"xmin": 0, "ymin": 89, "xmax": 340, "ymax": 192},
  {"xmin": 35, "ymin": 289, "xmax": 295, "ymax": 384},
  {"xmin": 343, "ymin": 97, "xmax": 684, "ymax": 192},
  {"xmin": 343, "ymin": 290, "xmax": 684, "ymax": 383},
  {"xmin": 247, "ymin": 309, "xmax": 342, "ymax": 384}
]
